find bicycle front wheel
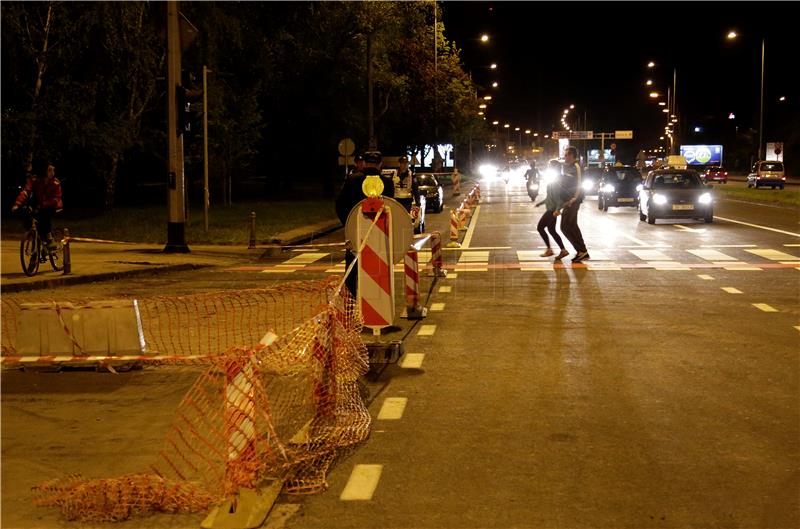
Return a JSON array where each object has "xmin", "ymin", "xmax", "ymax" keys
[
  {"xmin": 49, "ymin": 228, "xmax": 65, "ymax": 271},
  {"xmin": 20, "ymin": 230, "xmax": 40, "ymax": 276}
]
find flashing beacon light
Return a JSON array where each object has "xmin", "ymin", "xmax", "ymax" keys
[{"xmin": 362, "ymin": 174, "xmax": 384, "ymax": 197}]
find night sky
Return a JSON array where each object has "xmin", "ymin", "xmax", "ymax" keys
[{"xmin": 442, "ymin": 1, "xmax": 796, "ymax": 153}]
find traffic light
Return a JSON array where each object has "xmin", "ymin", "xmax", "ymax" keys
[{"xmin": 176, "ymin": 70, "xmax": 203, "ymax": 136}]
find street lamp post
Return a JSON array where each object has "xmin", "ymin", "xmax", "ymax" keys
[{"xmin": 727, "ymin": 31, "xmax": 765, "ymax": 161}]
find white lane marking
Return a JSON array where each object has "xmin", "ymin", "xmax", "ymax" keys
[
  {"xmin": 400, "ymin": 353, "xmax": 425, "ymax": 368},
  {"xmin": 447, "ymin": 273, "xmax": 458, "ymax": 279},
  {"xmin": 443, "ymin": 246, "xmax": 510, "ymax": 251},
  {"xmin": 785, "ymin": 244, "xmax": 800, "ymax": 247},
  {"xmin": 674, "ymin": 224, "xmax": 706, "ymax": 233},
  {"xmin": 629, "ymin": 249, "xmax": 672, "ymax": 261},
  {"xmin": 688, "ymin": 249, "xmax": 737, "ymax": 261},
  {"xmin": 752, "ymin": 303, "xmax": 778, "ymax": 313},
  {"xmin": 745, "ymin": 249, "xmax": 800, "ymax": 261},
  {"xmin": 586, "ymin": 262, "xmax": 622, "ymax": 270},
  {"xmin": 326, "ymin": 260, "xmax": 347, "ymax": 273},
  {"xmin": 716, "ymin": 216, "xmax": 800, "ymax": 238},
  {"xmin": 438, "ymin": 286, "xmax": 452, "ymax": 293},
  {"xmin": 461, "ymin": 205, "xmax": 482, "ymax": 248},
  {"xmin": 618, "ymin": 233, "xmax": 651, "ymax": 246},
  {"xmin": 280, "ymin": 252, "xmax": 329, "ymax": 265},
  {"xmin": 517, "ymin": 250, "xmax": 547, "ymax": 261},
  {"xmin": 697, "ymin": 274, "xmax": 715, "ymax": 280},
  {"xmin": 377, "ymin": 397, "xmax": 408, "ymax": 420},
  {"xmin": 340, "ymin": 464, "xmax": 383, "ymax": 501},
  {"xmin": 618, "ymin": 244, "xmax": 672, "ymax": 248},
  {"xmin": 722, "ymin": 287, "xmax": 743, "ymax": 294},
  {"xmin": 653, "ymin": 262, "xmax": 691, "ymax": 270},
  {"xmin": 417, "ymin": 325, "xmax": 437, "ymax": 336},
  {"xmin": 429, "ymin": 303, "xmax": 445, "ymax": 311},
  {"xmin": 701, "ymin": 244, "xmax": 757, "ymax": 248}
]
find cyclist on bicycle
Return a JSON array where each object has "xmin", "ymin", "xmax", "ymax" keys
[{"xmin": 12, "ymin": 162, "xmax": 63, "ymax": 251}]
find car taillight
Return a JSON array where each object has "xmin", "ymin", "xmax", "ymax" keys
[
  {"xmin": 781, "ymin": 176, "xmax": 786, "ymax": 180},
  {"xmin": 723, "ymin": 172, "xmax": 728, "ymax": 176}
]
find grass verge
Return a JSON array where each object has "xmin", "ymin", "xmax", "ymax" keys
[{"xmin": 713, "ymin": 185, "xmax": 800, "ymax": 208}]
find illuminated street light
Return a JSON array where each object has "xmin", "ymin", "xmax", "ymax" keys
[
  {"xmin": 694, "ymin": 126, "xmax": 701, "ymax": 132},
  {"xmin": 481, "ymin": 34, "xmax": 489, "ymax": 42},
  {"xmin": 515, "ymin": 127, "xmax": 520, "ymax": 131},
  {"xmin": 525, "ymin": 129, "xmax": 531, "ymax": 134},
  {"xmin": 490, "ymin": 63, "xmax": 497, "ymax": 69},
  {"xmin": 569, "ymin": 104, "xmax": 575, "ymax": 109},
  {"xmin": 533, "ymin": 133, "xmax": 539, "ymax": 137},
  {"xmin": 504, "ymin": 123, "xmax": 510, "ymax": 128},
  {"xmin": 727, "ymin": 31, "xmax": 738, "ymax": 39},
  {"xmin": 779, "ymin": 96, "xmax": 786, "ymax": 101},
  {"xmin": 492, "ymin": 82, "xmax": 498, "ymax": 88},
  {"xmin": 478, "ymin": 111, "xmax": 484, "ymax": 116},
  {"xmin": 647, "ymin": 61, "xmax": 655, "ymax": 68},
  {"xmin": 479, "ymin": 103, "xmax": 487, "ymax": 109},
  {"xmin": 658, "ymin": 101, "xmax": 666, "ymax": 106},
  {"xmin": 662, "ymin": 109, "xmax": 669, "ymax": 113},
  {"xmin": 727, "ymin": 29, "xmax": 766, "ymax": 159},
  {"xmin": 649, "ymin": 92, "xmax": 660, "ymax": 98},
  {"xmin": 728, "ymin": 113, "xmax": 735, "ymax": 120},
  {"xmin": 659, "ymin": 136, "xmax": 665, "ymax": 140},
  {"xmin": 646, "ymin": 80, "xmax": 653, "ymax": 86},
  {"xmin": 544, "ymin": 134, "xmax": 549, "ymax": 139},
  {"xmin": 492, "ymin": 120, "xmax": 499, "ymax": 125},
  {"xmin": 483, "ymin": 95, "xmax": 492, "ymax": 100}
]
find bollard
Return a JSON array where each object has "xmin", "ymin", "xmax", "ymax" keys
[
  {"xmin": 458, "ymin": 205, "xmax": 467, "ymax": 231},
  {"xmin": 248, "ymin": 212, "xmax": 256, "ymax": 249},
  {"xmin": 401, "ymin": 246, "xmax": 427, "ymax": 320},
  {"xmin": 476, "ymin": 184, "xmax": 481, "ymax": 202},
  {"xmin": 431, "ymin": 231, "xmax": 446, "ymax": 277},
  {"xmin": 61, "ymin": 228, "xmax": 71, "ymax": 275},
  {"xmin": 446, "ymin": 209, "xmax": 461, "ymax": 248},
  {"xmin": 452, "ymin": 168, "xmax": 461, "ymax": 196}
]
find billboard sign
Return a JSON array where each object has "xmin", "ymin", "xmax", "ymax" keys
[
  {"xmin": 679, "ymin": 144, "xmax": 723, "ymax": 166},
  {"xmin": 766, "ymin": 142, "xmax": 784, "ymax": 162},
  {"xmin": 587, "ymin": 149, "xmax": 614, "ymax": 165}
]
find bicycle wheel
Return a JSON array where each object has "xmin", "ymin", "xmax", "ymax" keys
[
  {"xmin": 19, "ymin": 230, "xmax": 40, "ymax": 276},
  {"xmin": 49, "ymin": 228, "xmax": 65, "ymax": 271}
]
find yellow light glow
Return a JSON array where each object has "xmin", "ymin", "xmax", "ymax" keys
[
  {"xmin": 727, "ymin": 31, "xmax": 737, "ymax": 39},
  {"xmin": 649, "ymin": 92, "xmax": 659, "ymax": 98},
  {"xmin": 647, "ymin": 61, "xmax": 655, "ymax": 68},
  {"xmin": 362, "ymin": 175, "xmax": 384, "ymax": 197},
  {"xmin": 481, "ymin": 34, "xmax": 489, "ymax": 42}
]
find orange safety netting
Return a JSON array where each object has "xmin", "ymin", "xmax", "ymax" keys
[{"xmin": 19, "ymin": 278, "xmax": 371, "ymax": 522}]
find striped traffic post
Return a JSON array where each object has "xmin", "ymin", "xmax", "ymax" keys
[
  {"xmin": 446, "ymin": 209, "xmax": 461, "ymax": 248},
  {"xmin": 401, "ymin": 247, "xmax": 425, "ymax": 319},
  {"xmin": 458, "ymin": 204, "xmax": 467, "ymax": 231},
  {"xmin": 431, "ymin": 231, "xmax": 446, "ymax": 277},
  {"xmin": 452, "ymin": 168, "xmax": 461, "ymax": 196}
]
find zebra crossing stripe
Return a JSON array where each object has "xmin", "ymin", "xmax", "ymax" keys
[
  {"xmin": 688, "ymin": 249, "xmax": 737, "ymax": 261},
  {"xmin": 745, "ymin": 249, "xmax": 800, "ymax": 261}
]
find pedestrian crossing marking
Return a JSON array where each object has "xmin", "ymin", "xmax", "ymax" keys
[
  {"xmin": 629, "ymin": 249, "xmax": 672, "ymax": 261},
  {"xmin": 429, "ymin": 303, "xmax": 445, "ymax": 311},
  {"xmin": 722, "ymin": 287, "xmax": 743, "ymax": 294},
  {"xmin": 688, "ymin": 249, "xmax": 737, "ymax": 261},
  {"xmin": 697, "ymin": 274, "xmax": 715, "ymax": 280},
  {"xmin": 458, "ymin": 251, "xmax": 490, "ymax": 262},
  {"xmin": 794, "ymin": 326, "xmax": 800, "ymax": 333},
  {"xmin": 752, "ymin": 303, "xmax": 778, "ymax": 313},
  {"xmin": 280, "ymin": 252, "xmax": 329, "ymax": 265},
  {"xmin": 326, "ymin": 260, "xmax": 347, "ymax": 273},
  {"xmin": 438, "ymin": 286, "xmax": 452, "ymax": 293},
  {"xmin": 746, "ymin": 249, "xmax": 800, "ymax": 261},
  {"xmin": 447, "ymin": 273, "xmax": 458, "ymax": 279}
]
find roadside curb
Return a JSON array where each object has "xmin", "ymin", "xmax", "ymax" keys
[
  {"xmin": 0, "ymin": 263, "xmax": 210, "ymax": 294},
  {"xmin": 260, "ymin": 219, "xmax": 343, "ymax": 258}
]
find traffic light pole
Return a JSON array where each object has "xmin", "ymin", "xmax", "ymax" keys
[{"xmin": 165, "ymin": 0, "xmax": 190, "ymax": 253}]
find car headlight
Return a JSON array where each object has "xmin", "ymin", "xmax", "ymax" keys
[
  {"xmin": 652, "ymin": 193, "xmax": 668, "ymax": 205},
  {"xmin": 582, "ymin": 179, "xmax": 595, "ymax": 192},
  {"xmin": 541, "ymin": 169, "xmax": 559, "ymax": 185},
  {"xmin": 528, "ymin": 182, "xmax": 539, "ymax": 191},
  {"xmin": 479, "ymin": 164, "xmax": 497, "ymax": 178},
  {"xmin": 636, "ymin": 184, "xmax": 643, "ymax": 192},
  {"xmin": 698, "ymin": 192, "xmax": 712, "ymax": 205},
  {"xmin": 602, "ymin": 183, "xmax": 615, "ymax": 193}
]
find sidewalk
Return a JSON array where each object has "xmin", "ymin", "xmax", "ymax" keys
[{"xmin": 0, "ymin": 219, "xmax": 342, "ymax": 293}]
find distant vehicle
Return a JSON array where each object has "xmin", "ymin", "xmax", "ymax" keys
[
  {"xmin": 597, "ymin": 166, "xmax": 642, "ymax": 211},
  {"xmin": 417, "ymin": 173, "xmax": 444, "ymax": 213},
  {"xmin": 701, "ymin": 165, "xmax": 728, "ymax": 184},
  {"xmin": 540, "ymin": 159, "xmax": 562, "ymax": 186},
  {"xmin": 747, "ymin": 161, "xmax": 785, "ymax": 189},
  {"xmin": 581, "ymin": 166, "xmax": 603, "ymax": 197},
  {"xmin": 639, "ymin": 169, "xmax": 713, "ymax": 224},
  {"xmin": 662, "ymin": 154, "xmax": 689, "ymax": 170},
  {"xmin": 525, "ymin": 164, "xmax": 539, "ymax": 201}
]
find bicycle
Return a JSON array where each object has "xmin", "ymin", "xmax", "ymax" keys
[{"xmin": 19, "ymin": 207, "xmax": 65, "ymax": 276}]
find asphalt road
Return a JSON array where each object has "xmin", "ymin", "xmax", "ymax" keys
[{"xmin": 2, "ymin": 177, "xmax": 799, "ymax": 529}]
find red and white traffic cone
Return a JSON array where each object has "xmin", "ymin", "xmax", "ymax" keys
[
  {"xmin": 446, "ymin": 209, "xmax": 461, "ymax": 248},
  {"xmin": 402, "ymin": 247, "xmax": 427, "ymax": 319},
  {"xmin": 431, "ymin": 231, "xmax": 446, "ymax": 277}
]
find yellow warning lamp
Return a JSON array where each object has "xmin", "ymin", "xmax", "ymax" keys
[{"xmin": 362, "ymin": 174, "xmax": 384, "ymax": 197}]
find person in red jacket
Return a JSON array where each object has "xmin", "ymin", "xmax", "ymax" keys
[{"xmin": 12, "ymin": 162, "xmax": 63, "ymax": 250}]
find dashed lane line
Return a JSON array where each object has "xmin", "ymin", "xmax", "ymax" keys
[
  {"xmin": 417, "ymin": 325, "xmax": 437, "ymax": 336},
  {"xmin": 429, "ymin": 303, "xmax": 445, "ymax": 312},
  {"xmin": 752, "ymin": 303, "xmax": 779, "ymax": 313},
  {"xmin": 438, "ymin": 286, "xmax": 452, "ymax": 293},
  {"xmin": 722, "ymin": 287, "xmax": 743, "ymax": 294},
  {"xmin": 400, "ymin": 353, "xmax": 425, "ymax": 369},
  {"xmin": 340, "ymin": 464, "xmax": 383, "ymax": 501},
  {"xmin": 697, "ymin": 274, "xmax": 715, "ymax": 280},
  {"xmin": 688, "ymin": 249, "xmax": 738, "ymax": 261},
  {"xmin": 377, "ymin": 397, "xmax": 408, "ymax": 420}
]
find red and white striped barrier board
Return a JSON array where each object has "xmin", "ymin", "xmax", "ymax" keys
[
  {"xmin": 447, "ymin": 209, "xmax": 461, "ymax": 248},
  {"xmin": 357, "ymin": 200, "xmax": 395, "ymax": 333}
]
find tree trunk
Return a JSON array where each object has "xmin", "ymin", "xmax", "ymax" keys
[
  {"xmin": 25, "ymin": 3, "xmax": 54, "ymax": 172},
  {"xmin": 104, "ymin": 153, "xmax": 119, "ymax": 209}
]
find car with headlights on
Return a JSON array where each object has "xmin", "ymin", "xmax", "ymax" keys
[
  {"xmin": 638, "ymin": 169, "xmax": 713, "ymax": 224},
  {"xmin": 701, "ymin": 165, "xmax": 728, "ymax": 184},
  {"xmin": 416, "ymin": 173, "xmax": 444, "ymax": 213},
  {"xmin": 597, "ymin": 165, "xmax": 642, "ymax": 211},
  {"xmin": 581, "ymin": 166, "xmax": 603, "ymax": 197}
]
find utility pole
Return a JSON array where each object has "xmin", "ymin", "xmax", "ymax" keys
[
  {"xmin": 164, "ymin": 0, "xmax": 189, "ymax": 253},
  {"xmin": 367, "ymin": 32, "xmax": 375, "ymax": 150},
  {"xmin": 203, "ymin": 65, "xmax": 211, "ymax": 233}
]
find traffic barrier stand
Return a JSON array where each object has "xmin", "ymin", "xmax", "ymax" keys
[
  {"xmin": 401, "ymin": 247, "xmax": 426, "ymax": 319},
  {"xmin": 446, "ymin": 209, "xmax": 461, "ymax": 248},
  {"xmin": 452, "ymin": 168, "xmax": 461, "ymax": 196},
  {"xmin": 430, "ymin": 231, "xmax": 446, "ymax": 277},
  {"xmin": 355, "ymin": 198, "xmax": 394, "ymax": 335},
  {"xmin": 458, "ymin": 205, "xmax": 467, "ymax": 231},
  {"xmin": 475, "ymin": 184, "xmax": 481, "ymax": 201}
]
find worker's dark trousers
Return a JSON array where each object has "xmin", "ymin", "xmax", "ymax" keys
[{"xmin": 559, "ymin": 201, "xmax": 587, "ymax": 253}]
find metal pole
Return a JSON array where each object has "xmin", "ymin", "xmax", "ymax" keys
[
  {"xmin": 367, "ymin": 32, "xmax": 374, "ymax": 150},
  {"xmin": 758, "ymin": 37, "xmax": 765, "ymax": 161},
  {"xmin": 248, "ymin": 212, "xmax": 256, "ymax": 249},
  {"xmin": 672, "ymin": 68, "xmax": 678, "ymax": 154},
  {"xmin": 203, "ymin": 65, "xmax": 210, "ymax": 233},
  {"xmin": 164, "ymin": 0, "xmax": 189, "ymax": 253}
]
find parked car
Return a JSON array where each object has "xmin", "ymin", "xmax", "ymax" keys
[
  {"xmin": 701, "ymin": 165, "xmax": 728, "ymax": 184},
  {"xmin": 417, "ymin": 173, "xmax": 444, "ymax": 213},
  {"xmin": 747, "ymin": 161, "xmax": 785, "ymax": 189},
  {"xmin": 597, "ymin": 165, "xmax": 642, "ymax": 211},
  {"xmin": 581, "ymin": 166, "xmax": 603, "ymax": 197},
  {"xmin": 639, "ymin": 169, "xmax": 713, "ymax": 224}
]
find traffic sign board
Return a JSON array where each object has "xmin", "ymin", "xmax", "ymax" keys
[
  {"xmin": 338, "ymin": 138, "xmax": 355, "ymax": 156},
  {"xmin": 615, "ymin": 130, "xmax": 633, "ymax": 139}
]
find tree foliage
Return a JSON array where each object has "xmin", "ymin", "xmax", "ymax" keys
[{"xmin": 1, "ymin": 1, "xmax": 484, "ymax": 208}]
